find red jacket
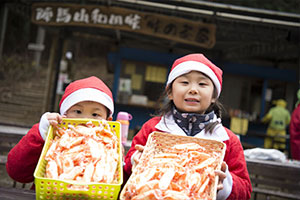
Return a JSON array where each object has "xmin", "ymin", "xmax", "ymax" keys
[
  {"xmin": 6, "ymin": 123, "xmax": 44, "ymax": 184},
  {"xmin": 124, "ymin": 116, "xmax": 252, "ymax": 200},
  {"xmin": 290, "ymin": 104, "xmax": 300, "ymax": 160}
]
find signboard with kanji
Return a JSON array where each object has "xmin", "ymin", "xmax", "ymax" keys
[{"xmin": 31, "ymin": 3, "xmax": 216, "ymax": 48}]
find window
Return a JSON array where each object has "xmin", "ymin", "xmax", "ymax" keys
[{"xmin": 117, "ymin": 60, "xmax": 168, "ymax": 107}]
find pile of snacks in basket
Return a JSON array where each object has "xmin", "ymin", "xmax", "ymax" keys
[
  {"xmin": 34, "ymin": 119, "xmax": 123, "ymax": 200},
  {"xmin": 120, "ymin": 131, "xmax": 226, "ymax": 200}
]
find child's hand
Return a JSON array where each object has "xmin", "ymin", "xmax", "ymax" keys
[
  {"xmin": 132, "ymin": 144, "xmax": 144, "ymax": 169},
  {"xmin": 39, "ymin": 112, "xmax": 64, "ymax": 141},
  {"xmin": 46, "ymin": 113, "xmax": 64, "ymax": 128},
  {"xmin": 215, "ymin": 161, "xmax": 227, "ymax": 191}
]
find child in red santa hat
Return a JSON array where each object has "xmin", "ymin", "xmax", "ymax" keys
[
  {"xmin": 124, "ymin": 54, "xmax": 252, "ymax": 200},
  {"xmin": 6, "ymin": 76, "xmax": 114, "ymax": 187}
]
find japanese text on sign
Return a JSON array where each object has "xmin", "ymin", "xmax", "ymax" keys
[
  {"xmin": 34, "ymin": 6, "xmax": 141, "ymax": 30},
  {"xmin": 32, "ymin": 3, "xmax": 216, "ymax": 48}
]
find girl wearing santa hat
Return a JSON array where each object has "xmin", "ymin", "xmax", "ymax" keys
[
  {"xmin": 124, "ymin": 54, "xmax": 252, "ymax": 199},
  {"xmin": 6, "ymin": 76, "xmax": 114, "ymax": 186}
]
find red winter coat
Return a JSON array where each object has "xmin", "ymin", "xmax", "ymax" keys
[
  {"xmin": 124, "ymin": 116, "xmax": 252, "ymax": 200},
  {"xmin": 290, "ymin": 104, "xmax": 300, "ymax": 160},
  {"xmin": 6, "ymin": 123, "xmax": 44, "ymax": 185}
]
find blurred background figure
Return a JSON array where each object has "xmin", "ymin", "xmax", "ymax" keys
[
  {"xmin": 289, "ymin": 89, "xmax": 300, "ymax": 160},
  {"xmin": 262, "ymin": 99, "xmax": 291, "ymax": 151}
]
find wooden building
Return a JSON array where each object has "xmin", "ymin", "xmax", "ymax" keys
[{"xmin": 0, "ymin": 0, "xmax": 299, "ymax": 148}]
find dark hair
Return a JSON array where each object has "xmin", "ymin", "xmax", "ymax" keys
[
  {"xmin": 155, "ymin": 81, "xmax": 225, "ymax": 134},
  {"xmin": 106, "ymin": 108, "xmax": 111, "ymax": 119}
]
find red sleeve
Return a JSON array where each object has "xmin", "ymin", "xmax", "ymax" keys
[
  {"xmin": 290, "ymin": 105, "xmax": 300, "ymax": 160},
  {"xmin": 224, "ymin": 128, "xmax": 252, "ymax": 200},
  {"xmin": 124, "ymin": 117, "xmax": 161, "ymax": 176},
  {"xmin": 6, "ymin": 123, "xmax": 45, "ymax": 183}
]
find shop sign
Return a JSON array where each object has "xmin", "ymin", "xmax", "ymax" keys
[{"xmin": 31, "ymin": 3, "xmax": 216, "ymax": 48}]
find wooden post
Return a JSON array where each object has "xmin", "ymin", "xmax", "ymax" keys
[
  {"xmin": 50, "ymin": 29, "xmax": 65, "ymax": 112},
  {"xmin": 42, "ymin": 35, "xmax": 58, "ymax": 113},
  {"xmin": 0, "ymin": 4, "xmax": 8, "ymax": 60},
  {"xmin": 33, "ymin": 27, "xmax": 46, "ymax": 70}
]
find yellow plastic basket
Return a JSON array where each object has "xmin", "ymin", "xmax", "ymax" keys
[{"xmin": 34, "ymin": 118, "xmax": 123, "ymax": 200}]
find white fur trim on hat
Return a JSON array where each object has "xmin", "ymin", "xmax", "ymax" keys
[
  {"xmin": 60, "ymin": 88, "xmax": 114, "ymax": 115},
  {"xmin": 166, "ymin": 61, "xmax": 221, "ymax": 97}
]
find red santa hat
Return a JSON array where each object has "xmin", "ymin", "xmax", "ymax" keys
[
  {"xmin": 59, "ymin": 76, "xmax": 114, "ymax": 116},
  {"xmin": 166, "ymin": 53, "xmax": 223, "ymax": 97}
]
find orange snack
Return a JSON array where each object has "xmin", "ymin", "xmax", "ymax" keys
[
  {"xmin": 120, "ymin": 131, "xmax": 226, "ymax": 200},
  {"xmin": 44, "ymin": 120, "xmax": 120, "ymax": 184}
]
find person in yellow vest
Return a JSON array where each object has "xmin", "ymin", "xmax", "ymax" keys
[{"xmin": 262, "ymin": 99, "xmax": 291, "ymax": 150}]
